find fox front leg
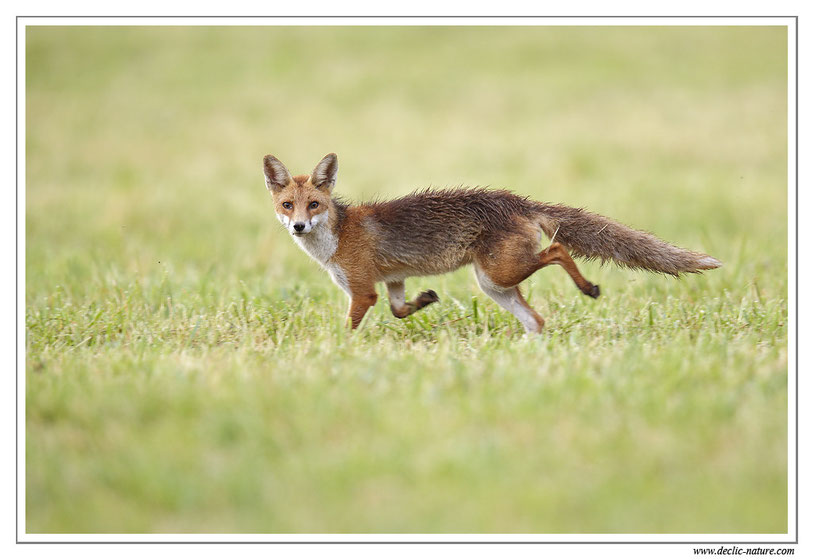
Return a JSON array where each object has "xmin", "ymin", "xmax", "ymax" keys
[
  {"xmin": 347, "ymin": 291, "xmax": 378, "ymax": 329},
  {"xmin": 386, "ymin": 281, "xmax": 439, "ymax": 319}
]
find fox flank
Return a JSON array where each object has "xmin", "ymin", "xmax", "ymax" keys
[{"xmin": 263, "ymin": 153, "xmax": 722, "ymax": 333}]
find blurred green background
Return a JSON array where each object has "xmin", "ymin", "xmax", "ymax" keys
[{"xmin": 26, "ymin": 26, "xmax": 788, "ymax": 533}]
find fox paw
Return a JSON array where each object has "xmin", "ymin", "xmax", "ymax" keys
[
  {"xmin": 586, "ymin": 284, "xmax": 600, "ymax": 299},
  {"xmin": 416, "ymin": 290, "xmax": 440, "ymax": 307}
]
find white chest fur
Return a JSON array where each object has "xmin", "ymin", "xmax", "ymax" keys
[
  {"xmin": 293, "ymin": 224, "xmax": 337, "ymax": 263},
  {"xmin": 292, "ymin": 226, "xmax": 351, "ymax": 295}
]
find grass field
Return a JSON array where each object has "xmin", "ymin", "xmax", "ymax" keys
[{"xmin": 25, "ymin": 26, "xmax": 788, "ymax": 534}]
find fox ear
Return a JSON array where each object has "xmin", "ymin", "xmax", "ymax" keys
[
  {"xmin": 263, "ymin": 155, "xmax": 292, "ymax": 192},
  {"xmin": 311, "ymin": 153, "xmax": 338, "ymax": 190}
]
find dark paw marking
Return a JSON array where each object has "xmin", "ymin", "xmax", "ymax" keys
[
  {"xmin": 586, "ymin": 284, "xmax": 600, "ymax": 299},
  {"xmin": 416, "ymin": 290, "xmax": 440, "ymax": 307}
]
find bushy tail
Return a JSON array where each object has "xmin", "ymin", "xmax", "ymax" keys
[{"xmin": 536, "ymin": 204, "xmax": 721, "ymax": 276}]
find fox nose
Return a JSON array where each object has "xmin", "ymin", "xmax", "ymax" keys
[{"xmin": 293, "ymin": 222, "xmax": 306, "ymax": 232}]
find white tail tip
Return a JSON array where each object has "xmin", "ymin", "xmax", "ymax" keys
[{"xmin": 698, "ymin": 256, "xmax": 722, "ymax": 269}]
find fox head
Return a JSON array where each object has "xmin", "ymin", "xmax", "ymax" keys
[{"xmin": 263, "ymin": 153, "xmax": 337, "ymax": 236}]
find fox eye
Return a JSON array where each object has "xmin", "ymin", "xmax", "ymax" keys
[
  {"xmin": 309, "ymin": 201, "xmax": 319, "ymax": 209},
  {"xmin": 282, "ymin": 202, "xmax": 293, "ymax": 210}
]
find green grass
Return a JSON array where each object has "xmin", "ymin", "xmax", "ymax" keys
[{"xmin": 25, "ymin": 26, "xmax": 788, "ymax": 534}]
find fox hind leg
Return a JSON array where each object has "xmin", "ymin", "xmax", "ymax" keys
[
  {"xmin": 386, "ymin": 281, "xmax": 439, "ymax": 319},
  {"xmin": 471, "ymin": 228, "xmax": 600, "ymax": 333},
  {"xmin": 477, "ymin": 222, "xmax": 600, "ymax": 299},
  {"xmin": 539, "ymin": 242, "xmax": 600, "ymax": 298},
  {"xmin": 474, "ymin": 265, "xmax": 544, "ymax": 333}
]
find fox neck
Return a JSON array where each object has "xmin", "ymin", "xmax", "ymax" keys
[{"xmin": 292, "ymin": 203, "xmax": 341, "ymax": 265}]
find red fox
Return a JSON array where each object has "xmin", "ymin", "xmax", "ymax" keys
[{"xmin": 263, "ymin": 153, "xmax": 721, "ymax": 333}]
